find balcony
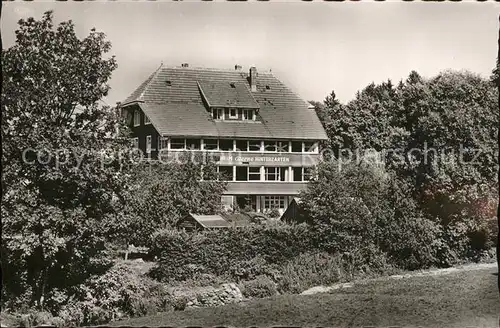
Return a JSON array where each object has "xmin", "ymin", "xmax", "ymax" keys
[
  {"xmin": 225, "ymin": 181, "xmax": 308, "ymax": 195},
  {"xmin": 159, "ymin": 149, "xmax": 321, "ymax": 167}
]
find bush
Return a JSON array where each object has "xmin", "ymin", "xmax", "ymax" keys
[
  {"xmin": 276, "ymin": 252, "xmax": 343, "ymax": 294},
  {"xmin": 276, "ymin": 248, "xmax": 394, "ymax": 295},
  {"xmin": 267, "ymin": 207, "xmax": 281, "ymax": 219},
  {"xmin": 241, "ymin": 275, "xmax": 277, "ymax": 298},
  {"xmin": 149, "ymin": 224, "xmax": 316, "ymax": 283},
  {"xmin": 171, "ymin": 296, "xmax": 189, "ymax": 311},
  {"xmin": 375, "ymin": 210, "xmax": 443, "ymax": 270},
  {"xmin": 57, "ymin": 263, "xmax": 173, "ymax": 326}
]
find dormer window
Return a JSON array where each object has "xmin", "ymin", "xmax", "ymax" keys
[
  {"xmin": 243, "ymin": 109, "xmax": 255, "ymax": 121},
  {"xmin": 165, "ymin": 80, "xmax": 172, "ymax": 86},
  {"xmin": 230, "ymin": 82, "xmax": 236, "ymax": 88},
  {"xmin": 212, "ymin": 108, "xmax": 222, "ymax": 120},
  {"xmin": 211, "ymin": 107, "xmax": 257, "ymax": 121}
]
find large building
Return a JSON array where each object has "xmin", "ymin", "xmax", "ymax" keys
[{"xmin": 120, "ymin": 64, "xmax": 327, "ymax": 213}]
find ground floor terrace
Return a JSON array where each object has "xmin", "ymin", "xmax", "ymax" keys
[
  {"xmin": 222, "ymin": 193, "xmax": 300, "ymax": 213},
  {"xmin": 222, "ymin": 179, "xmax": 307, "ymax": 213}
]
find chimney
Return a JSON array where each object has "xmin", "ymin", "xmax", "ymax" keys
[
  {"xmin": 181, "ymin": 63, "xmax": 189, "ymax": 68},
  {"xmin": 235, "ymin": 64, "xmax": 242, "ymax": 71},
  {"xmin": 249, "ymin": 66, "xmax": 257, "ymax": 92}
]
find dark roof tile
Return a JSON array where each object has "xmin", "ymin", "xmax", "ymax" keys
[{"xmin": 124, "ymin": 66, "xmax": 327, "ymax": 140}]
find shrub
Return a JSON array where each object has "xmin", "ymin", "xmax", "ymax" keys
[
  {"xmin": 276, "ymin": 252, "xmax": 343, "ymax": 294},
  {"xmin": 57, "ymin": 263, "xmax": 173, "ymax": 326},
  {"xmin": 277, "ymin": 248, "xmax": 393, "ymax": 295},
  {"xmin": 228, "ymin": 256, "xmax": 281, "ymax": 282},
  {"xmin": 172, "ymin": 296, "xmax": 189, "ymax": 311},
  {"xmin": 375, "ymin": 209, "xmax": 443, "ymax": 270},
  {"xmin": 149, "ymin": 224, "xmax": 316, "ymax": 283},
  {"xmin": 267, "ymin": 207, "xmax": 281, "ymax": 219},
  {"xmin": 241, "ymin": 275, "xmax": 278, "ymax": 298}
]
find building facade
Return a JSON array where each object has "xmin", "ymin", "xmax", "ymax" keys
[{"xmin": 120, "ymin": 64, "xmax": 328, "ymax": 213}]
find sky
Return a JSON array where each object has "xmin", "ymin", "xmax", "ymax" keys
[{"xmin": 2, "ymin": 2, "xmax": 499, "ymax": 106}]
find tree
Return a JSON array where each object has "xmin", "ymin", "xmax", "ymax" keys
[
  {"xmin": 394, "ymin": 71, "xmax": 498, "ymax": 245},
  {"xmin": 317, "ymin": 81, "xmax": 404, "ymax": 155},
  {"xmin": 110, "ymin": 159, "xmax": 227, "ymax": 247},
  {"xmin": 317, "ymin": 69, "xmax": 498, "ymax": 265},
  {"xmin": 299, "ymin": 161, "xmax": 387, "ymax": 252},
  {"xmin": 1, "ymin": 11, "xmax": 130, "ymax": 310},
  {"xmin": 324, "ymin": 90, "xmax": 340, "ymax": 109}
]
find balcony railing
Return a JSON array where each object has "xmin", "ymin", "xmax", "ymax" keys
[
  {"xmin": 156, "ymin": 149, "xmax": 321, "ymax": 167},
  {"xmin": 225, "ymin": 181, "xmax": 308, "ymax": 195}
]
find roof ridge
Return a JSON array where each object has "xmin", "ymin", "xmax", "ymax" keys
[{"xmin": 163, "ymin": 65, "xmax": 274, "ymax": 75}]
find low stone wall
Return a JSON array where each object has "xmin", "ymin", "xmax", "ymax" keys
[{"xmin": 169, "ymin": 283, "xmax": 244, "ymax": 308}]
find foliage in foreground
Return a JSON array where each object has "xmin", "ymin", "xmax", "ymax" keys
[
  {"xmin": 1, "ymin": 11, "xmax": 131, "ymax": 311},
  {"xmin": 1, "ymin": 263, "xmax": 175, "ymax": 327}
]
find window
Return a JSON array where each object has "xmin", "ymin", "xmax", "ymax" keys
[
  {"xmin": 293, "ymin": 167, "xmax": 302, "ymax": 181},
  {"xmin": 131, "ymin": 137, "xmax": 139, "ymax": 149},
  {"xmin": 218, "ymin": 166, "xmax": 233, "ymax": 181},
  {"xmin": 158, "ymin": 136, "xmax": 168, "ymax": 150},
  {"xmin": 144, "ymin": 115, "xmax": 151, "ymax": 125},
  {"xmin": 204, "ymin": 139, "xmax": 218, "ymax": 150},
  {"xmin": 243, "ymin": 109, "xmax": 254, "ymax": 121},
  {"xmin": 146, "ymin": 136, "xmax": 152, "ymax": 153},
  {"xmin": 264, "ymin": 141, "xmax": 277, "ymax": 152},
  {"xmin": 264, "ymin": 196, "xmax": 286, "ymax": 209},
  {"xmin": 291, "ymin": 141, "xmax": 302, "ymax": 153},
  {"xmin": 236, "ymin": 140, "xmax": 248, "ymax": 152},
  {"xmin": 230, "ymin": 82, "xmax": 236, "ymax": 88},
  {"xmin": 170, "ymin": 138, "xmax": 185, "ymax": 150},
  {"xmin": 186, "ymin": 139, "xmax": 201, "ymax": 150},
  {"xmin": 219, "ymin": 139, "xmax": 233, "ymax": 151},
  {"xmin": 280, "ymin": 168, "xmax": 287, "ymax": 181},
  {"xmin": 304, "ymin": 141, "xmax": 318, "ymax": 153},
  {"xmin": 265, "ymin": 167, "xmax": 280, "ymax": 181},
  {"xmin": 133, "ymin": 110, "xmax": 140, "ymax": 126},
  {"xmin": 303, "ymin": 167, "xmax": 313, "ymax": 181},
  {"xmin": 236, "ymin": 167, "xmax": 247, "ymax": 181},
  {"xmin": 248, "ymin": 167, "xmax": 261, "ymax": 181},
  {"xmin": 248, "ymin": 140, "xmax": 261, "ymax": 152},
  {"xmin": 277, "ymin": 141, "xmax": 289, "ymax": 152},
  {"xmin": 293, "ymin": 167, "xmax": 313, "ymax": 181},
  {"xmin": 212, "ymin": 108, "xmax": 222, "ymax": 120},
  {"xmin": 229, "ymin": 108, "xmax": 237, "ymax": 119}
]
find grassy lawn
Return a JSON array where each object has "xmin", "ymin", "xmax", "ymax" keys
[{"xmin": 112, "ymin": 265, "xmax": 499, "ymax": 328}]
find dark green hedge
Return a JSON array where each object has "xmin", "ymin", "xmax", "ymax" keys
[{"xmin": 147, "ymin": 223, "xmax": 394, "ymax": 283}]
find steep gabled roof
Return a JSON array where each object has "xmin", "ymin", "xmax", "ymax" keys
[
  {"xmin": 122, "ymin": 66, "xmax": 327, "ymax": 140},
  {"xmin": 122, "ymin": 63, "xmax": 163, "ymax": 105}
]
